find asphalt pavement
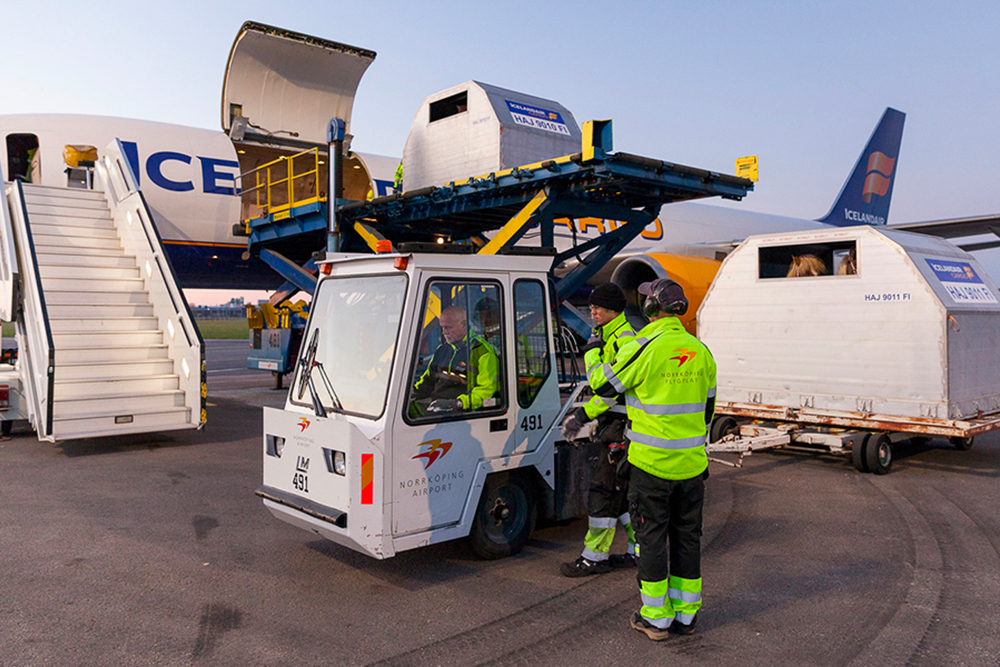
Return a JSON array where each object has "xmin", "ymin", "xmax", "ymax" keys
[{"xmin": 2, "ymin": 340, "xmax": 999, "ymax": 666}]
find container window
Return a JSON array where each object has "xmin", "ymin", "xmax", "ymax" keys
[
  {"xmin": 429, "ymin": 92, "xmax": 468, "ymax": 122},
  {"xmin": 758, "ymin": 240, "xmax": 857, "ymax": 279}
]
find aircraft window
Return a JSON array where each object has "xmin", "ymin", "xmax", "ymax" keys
[
  {"xmin": 405, "ymin": 280, "xmax": 506, "ymax": 423},
  {"xmin": 429, "ymin": 92, "xmax": 468, "ymax": 122},
  {"xmin": 758, "ymin": 240, "xmax": 858, "ymax": 279},
  {"xmin": 6, "ymin": 134, "xmax": 39, "ymax": 183},
  {"xmin": 513, "ymin": 280, "xmax": 552, "ymax": 408}
]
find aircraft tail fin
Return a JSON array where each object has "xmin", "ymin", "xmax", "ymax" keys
[{"xmin": 817, "ymin": 107, "xmax": 905, "ymax": 226}]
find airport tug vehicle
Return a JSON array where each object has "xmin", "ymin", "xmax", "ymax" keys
[
  {"xmin": 255, "ymin": 118, "xmax": 754, "ymax": 559},
  {"xmin": 701, "ymin": 226, "xmax": 1000, "ymax": 474}
]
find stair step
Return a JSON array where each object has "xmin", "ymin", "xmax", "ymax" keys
[
  {"xmin": 52, "ymin": 407, "xmax": 194, "ymax": 440},
  {"xmin": 21, "ymin": 184, "xmax": 107, "ymax": 202},
  {"xmin": 52, "ymin": 330, "xmax": 164, "ymax": 347},
  {"xmin": 53, "ymin": 390, "xmax": 186, "ymax": 417},
  {"xmin": 32, "ymin": 234, "xmax": 122, "ymax": 251},
  {"xmin": 37, "ymin": 254, "xmax": 136, "ymax": 269},
  {"xmin": 49, "ymin": 316, "xmax": 159, "ymax": 332},
  {"xmin": 54, "ymin": 344, "xmax": 169, "ymax": 364},
  {"xmin": 23, "ymin": 191, "xmax": 108, "ymax": 208},
  {"xmin": 40, "ymin": 265, "xmax": 140, "ymax": 280},
  {"xmin": 26, "ymin": 203, "xmax": 110, "ymax": 218},
  {"xmin": 56, "ymin": 359, "xmax": 176, "ymax": 380},
  {"xmin": 32, "ymin": 246, "xmax": 125, "ymax": 259},
  {"xmin": 41, "ymin": 276, "xmax": 145, "ymax": 292},
  {"xmin": 54, "ymin": 375, "xmax": 180, "ymax": 399},
  {"xmin": 48, "ymin": 303, "xmax": 153, "ymax": 318},
  {"xmin": 27, "ymin": 223, "xmax": 118, "ymax": 240},
  {"xmin": 45, "ymin": 290, "xmax": 150, "ymax": 306},
  {"xmin": 27, "ymin": 212, "xmax": 114, "ymax": 228}
]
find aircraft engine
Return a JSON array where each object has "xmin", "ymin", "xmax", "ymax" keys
[{"xmin": 610, "ymin": 253, "xmax": 722, "ymax": 335}]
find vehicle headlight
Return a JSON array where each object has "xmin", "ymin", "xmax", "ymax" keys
[
  {"xmin": 334, "ymin": 450, "xmax": 346, "ymax": 476},
  {"xmin": 267, "ymin": 435, "xmax": 285, "ymax": 458}
]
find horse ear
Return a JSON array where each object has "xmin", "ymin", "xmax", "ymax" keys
[{"xmin": 791, "ymin": 255, "xmax": 800, "ymax": 266}]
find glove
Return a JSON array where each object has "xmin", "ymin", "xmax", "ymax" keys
[
  {"xmin": 428, "ymin": 398, "xmax": 462, "ymax": 412},
  {"xmin": 560, "ymin": 407, "xmax": 588, "ymax": 441},
  {"xmin": 581, "ymin": 330, "xmax": 603, "ymax": 354}
]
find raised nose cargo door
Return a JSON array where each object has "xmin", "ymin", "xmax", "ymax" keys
[{"xmin": 221, "ymin": 21, "xmax": 376, "ymax": 147}]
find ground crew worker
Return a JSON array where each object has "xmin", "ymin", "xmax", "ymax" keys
[
  {"xmin": 410, "ymin": 305, "xmax": 499, "ymax": 414},
  {"xmin": 560, "ymin": 283, "xmax": 638, "ymax": 576},
  {"xmin": 590, "ymin": 278, "xmax": 716, "ymax": 640},
  {"xmin": 394, "ymin": 161, "xmax": 403, "ymax": 193}
]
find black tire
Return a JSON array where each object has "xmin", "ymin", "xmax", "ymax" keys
[
  {"xmin": 852, "ymin": 434, "xmax": 870, "ymax": 472},
  {"xmin": 469, "ymin": 473, "xmax": 537, "ymax": 560},
  {"xmin": 865, "ymin": 433, "xmax": 892, "ymax": 475},
  {"xmin": 951, "ymin": 435, "xmax": 974, "ymax": 451},
  {"xmin": 710, "ymin": 416, "xmax": 738, "ymax": 443}
]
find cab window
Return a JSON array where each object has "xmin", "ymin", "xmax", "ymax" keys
[
  {"xmin": 406, "ymin": 281, "xmax": 506, "ymax": 422},
  {"xmin": 513, "ymin": 279, "xmax": 551, "ymax": 408}
]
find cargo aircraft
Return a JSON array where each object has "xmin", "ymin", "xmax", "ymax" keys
[{"xmin": 2, "ymin": 22, "xmax": 998, "ymax": 311}]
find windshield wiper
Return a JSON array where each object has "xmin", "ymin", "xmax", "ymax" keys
[
  {"xmin": 296, "ymin": 330, "xmax": 329, "ymax": 418},
  {"xmin": 313, "ymin": 360, "xmax": 343, "ymax": 412}
]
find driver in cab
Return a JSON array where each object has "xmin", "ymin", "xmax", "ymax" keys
[{"xmin": 410, "ymin": 306, "xmax": 499, "ymax": 415}]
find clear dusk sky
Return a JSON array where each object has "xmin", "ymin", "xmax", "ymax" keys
[{"xmin": 3, "ymin": 1, "xmax": 999, "ymax": 302}]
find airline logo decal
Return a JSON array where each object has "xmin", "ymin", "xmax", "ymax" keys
[
  {"xmin": 670, "ymin": 348, "xmax": 698, "ymax": 367},
  {"xmin": 505, "ymin": 100, "xmax": 570, "ymax": 136},
  {"xmin": 925, "ymin": 259, "xmax": 998, "ymax": 304},
  {"xmin": 297, "ymin": 417, "xmax": 310, "ymax": 432},
  {"xmin": 412, "ymin": 439, "xmax": 453, "ymax": 469},
  {"xmin": 121, "ymin": 140, "xmax": 240, "ymax": 195},
  {"xmin": 862, "ymin": 151, "xmax": 896, "ymax": 204},
  {"xmin": 361, "ymin": 453, "xmax": 374, "ymax": 505}
]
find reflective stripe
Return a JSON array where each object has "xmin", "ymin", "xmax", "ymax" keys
[
  {"xmin": 618, "ymin": 512, "xmax": 631, "ymax": 525},
  {"xmin": 627, "ymin": 428, "xmax": 707, "ymax": 450},
  {"xmin": 669, "ymin": 588, "xmax": 702, "ymax": 604},
  {"xmin": 627, "ymin": 542, "xmax": 636, "ymax": 555},
  {"xmin": 609, "ymin": 404, "xmax": 628, "ymax": 414},
  {"xmin": 604, "ymin": 364, "xmax": 626, "ymax": 393},
  {"xmin": 626, "ymin": 396, "xmax": 707, "ymax": 415},
  {"xmin": 588, "ymin": 516, "xmax": 617, "ymax": 529},
  {"xmin": 707, "ymin": 386, "xmax": 717, "ymax": 398},
  {"xmin": 641, "ymin": 593, "xmax": 665, "ymax": 608},
  {"xmin": 596, "ymin": 395, "xmax": 616, "ymax": 409},
  {"xmin": 675, "ymin": 612, "xmax": 696, "ymax": 625},
  {"xmin": 582, "ymin": 548, "xmax": 609, "ymax": 562},
  {"xmin": 643, "ymin": 614, "xmax": 672, "ymax": 629}
]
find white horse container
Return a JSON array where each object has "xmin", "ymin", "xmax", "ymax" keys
[{"xmin": 698, "ymin": 226, "xmax": 1000, "ymax": 444}]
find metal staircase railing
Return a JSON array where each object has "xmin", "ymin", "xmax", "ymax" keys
[
  {"xmin": 97, "ymin": 140, "xmax": 206, "ymax": 428},
  {"xmin": 3, "ymin": 171, "xmax": 56, "ymax": 440}
]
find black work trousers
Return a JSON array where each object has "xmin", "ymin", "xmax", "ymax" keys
[
  {"xmin": 588, "ymin": 443, "xmax": 629, "ymax": 518},
  {"xmin": 627, "ymin": 463, "xmax": 705, "ymax": 583}
]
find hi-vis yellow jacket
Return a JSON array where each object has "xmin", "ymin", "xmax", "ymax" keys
[
  {"xmin": 582, "ymin": 312, "xmax": 635, "ymax": 421},
  {"xmin": 591, "ymin": 316, "xmax": 717, "ymax": 480}
]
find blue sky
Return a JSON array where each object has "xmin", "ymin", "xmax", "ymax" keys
[{"xmin": 3, "ymin": 1, "xmax": 999, "ymax": 300}]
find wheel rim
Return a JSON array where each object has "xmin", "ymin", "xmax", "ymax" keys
[
  {"xmin": 483, "ymin": 485, "xmax": 527, "ymax": 542},
  {"xmin": 878, "ymin": 441, "xmax": 891, "ymax": 467}
]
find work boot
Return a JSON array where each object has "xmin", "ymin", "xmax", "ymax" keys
[
  {"xmin": 630, "ymin": 612, "xmax": 671, "ymax": 641},
  {"xmin": 670, "ymin": 614, "xmax": 698, "ymax": 635},
  {"xmin": 560, "ymin": 556, "xmax": 610, "ymax": 577},
  {"xmin": 609, "ymin": 553, "xmax": 636, "ymax": 569}
]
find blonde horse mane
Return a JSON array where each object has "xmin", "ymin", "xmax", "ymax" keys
[{"xmin": 786, "ymin": 254, "xmax": 826, "ymax": 277}]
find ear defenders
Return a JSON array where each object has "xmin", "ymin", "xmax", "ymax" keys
[{"xmin": 643, "ymin": 279, "xmax": 689, "ymax": 317}]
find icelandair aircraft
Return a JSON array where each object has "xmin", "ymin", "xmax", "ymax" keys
[{"xmin": 2, "ymin": 22, "xmax": 997, "ymax": 305}]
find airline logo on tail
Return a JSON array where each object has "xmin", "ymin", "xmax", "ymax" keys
[
  {"xmin": 817, "ymin": 107, "xmax": 905, "ymax": 227},
  {"xmin": 862, "ymin": 152, "xmax": 896, "ymax": 203}
]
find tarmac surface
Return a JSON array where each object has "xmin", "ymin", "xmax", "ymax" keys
[{"xmin": 2, "ymin": 340, "xmax": 1000, "ymax": 666}]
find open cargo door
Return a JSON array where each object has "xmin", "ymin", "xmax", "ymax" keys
[{"xmin": 222, "ymin": 21, "xmax": 376, "ymax": 147}]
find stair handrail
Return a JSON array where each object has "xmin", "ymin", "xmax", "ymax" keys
[
  {"xmin": 4, "ymin": 176, "xmax": 55, "ymax": 439},
  {"xmin": 0, "ymin": 165, "xmax": 19, "ymax": 321},
  {"xmin": 96, "ymin": 140, "xmax": 206, "ymax": 428}
]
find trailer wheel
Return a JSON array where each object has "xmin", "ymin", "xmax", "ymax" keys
[
  {"xmin": 710, "ymin": 416, "xmax": 738, "ymax": 443},
  {"xmin": 852, "ymin": 435, "xmax": 870, "ymax": 472},
  {"xmin": 865, "ymin": 434, "xmax": 892, "ymax": 475},
  {"xmin": 469, "ymin": 473, "xmax": 537, "ymax": 560},
  {"xmin": 951, "ymin": 436, "xmax": 974, "ymax": 451}
]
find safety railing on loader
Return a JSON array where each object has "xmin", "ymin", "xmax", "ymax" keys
[
  {"xmin": 3, "ymin": 168, "xmax": 56, "ymax": 439},
  {"xmin": 239, "ymin": 148, "xmax": 322, "ymax": 227},
  {"xmin": 97, "ymin": 140, "xmax": 206, "ymax": 427}
]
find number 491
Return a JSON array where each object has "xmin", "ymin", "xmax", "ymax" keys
[{"xmin": 521, "ymin": 415, "xmax": 542, "ymax": 431}]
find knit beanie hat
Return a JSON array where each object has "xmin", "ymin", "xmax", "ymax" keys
[{"xmin": 588, "ymin": 283, "xmax": 626, "ymax": 313}]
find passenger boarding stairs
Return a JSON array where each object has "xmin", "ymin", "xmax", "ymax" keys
[{"xmin": 0, "ymin": 141, "xmax": 204, "ymax": 441}]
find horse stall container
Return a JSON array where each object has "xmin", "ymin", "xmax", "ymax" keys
[{"xmin": 698, "ymin": 225, "xmax": 1000, "ymax": 472}]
